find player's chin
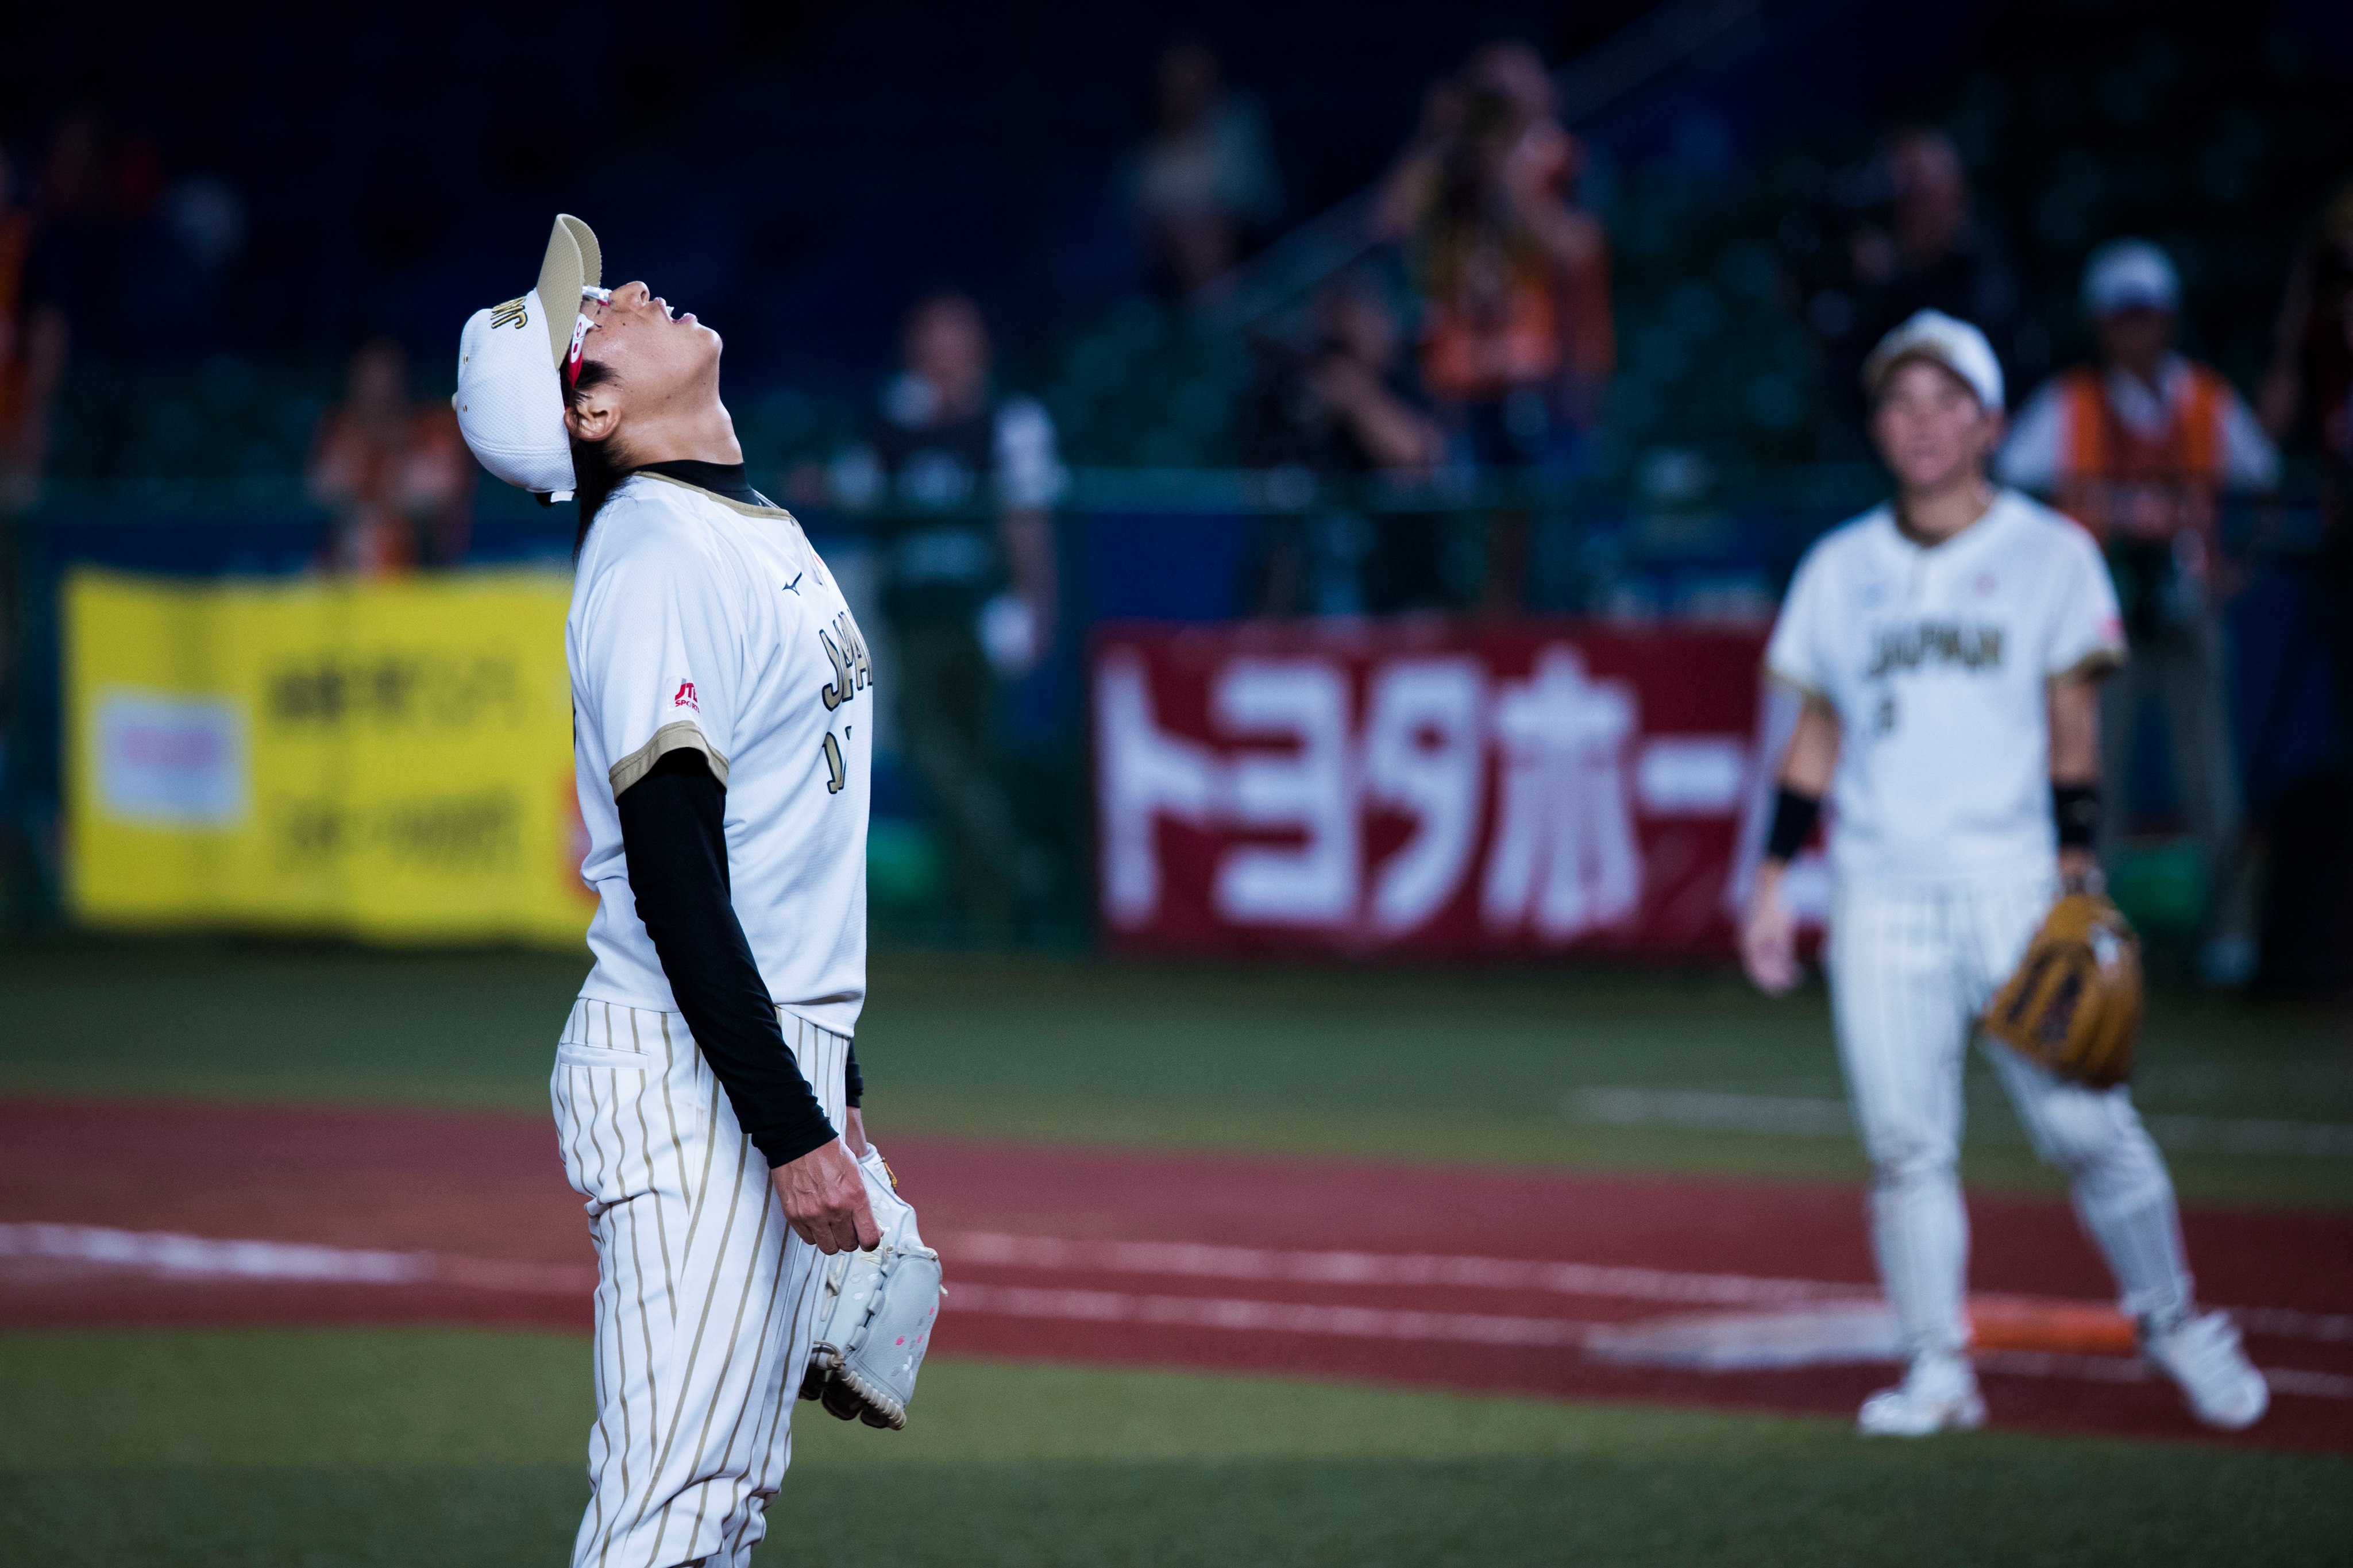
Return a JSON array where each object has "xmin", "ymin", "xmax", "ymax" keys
[{"xmin": 1898, "ymin": 450, "xmax": 1969, "ymax": 488}]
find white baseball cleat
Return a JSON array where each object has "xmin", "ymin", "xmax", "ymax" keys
[
  {"xmin": 2143, "ymin": 1311, "xmax": 2270, "ymax": 1430},
  {"xmin": 1857, "ymin": 1353, "xmax": 1987, "ymax": 1437}
]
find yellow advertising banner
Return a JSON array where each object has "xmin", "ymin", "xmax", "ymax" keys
[{"xmin": 64, "ymin": 566, "xmax": 592, "ymax": 948}]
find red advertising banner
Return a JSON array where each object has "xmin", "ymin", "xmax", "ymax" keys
[{"xmin": 1092, "ymin": 620, "xmax": 1813, "ymax": 957}]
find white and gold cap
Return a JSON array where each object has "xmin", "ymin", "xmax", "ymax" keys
[
  {"xmin": 454, "ymin": 214, "xmax": 607, "ymax": 499},
  {"xmin": 1862, "ymin": 308, "xmax": 2004, "ymax": 413}
]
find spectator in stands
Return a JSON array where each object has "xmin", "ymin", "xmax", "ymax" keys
[
  {"xmin": 1129, "ymin": 39, "xmax": 1283, "ymax": 298},
  {"xmin": 0, "ymin": 144, "xmax": 69, "ymax": 511},
  {"xmin": 0, "ymin": 139, "xmax": 66, "ymax": 880},
  {"xmin": 1376, "ymin": 43, "xmax": 1611, "ymax": 465},
  {"xmin": 2261, "ymin": 180, "xmax": 2353, "ymax": 511},
  {"xmin": 830, "ymin": 293, "xmax": 1064, "ymax": 933},
  {"xmin": 1999, "ymin": 240, "xmax": 2278, "ymax": 985},
  {"xmin": 1244, "ymin": 276, "xmax": 1445, "ymax": 478},
  {"xmin": 1373, "ymin": 41, "xmax": 1611, "ymax": 613},
  {"xmin": 1806, "ymin": 128, "xmax": 2019, "ymax": 426},
  {"xmin": 22, "ymin": 111, "xmax": 159, "ymax": 370},
  {"xmin": 307, "ymin": 338, "xmax": 473, "ymax": 575},
  {"xmin": 1240, "ymin": 275, "xmax": 1445, "ymax": 615},
  {"xmin": 2256, "ymin": 181, "xmax": 2353, "ymax": 982}
]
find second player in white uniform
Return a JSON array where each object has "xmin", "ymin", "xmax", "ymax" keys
[
  {"xmin": 457, "ymin": 217, "xmax": 890, "ymax": 1566},
  {"xmin": 1742, "ymin": 311, "xmax": 2269, "ymax": 1436}
]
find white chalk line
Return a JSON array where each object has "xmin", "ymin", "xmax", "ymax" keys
[
  {"xmin": 6, "ymin": 1222, "xmax": 2347, "ymax": 1397},
  {"xmin": 944, "ymin": 1283, "xmax": 2353, "ymax": 1401},
  {"xmin": 0, "ymin": 1223, "xmax": 594, "ymax": 1294},
  {"xmin": 1570, "ymin": 1088, "xmax": 2353, "ymax": 1158},
  {"xmin": 942, "ymin": 1231, "xmax": 1862, "ymax": 1308},
  {"xmin": 947, "ymin": 1281, "xmax": 1600, "ymax": 1349},
  {"xmin": 938, "ymin": 1231, "xmax": 2353, "ymax": 1347}
]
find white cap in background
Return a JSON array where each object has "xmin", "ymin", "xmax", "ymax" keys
[
  {"xmin": 1861, "ymin": 308, "xmax": 2004, "ymax": 413},
  {"xmin": 454, "ymin": 214, "xmax": 605, "ymax": 499},
  {"xmin": 2082, "ymin": 239, "xmax": 2179, "ymax": 318}
]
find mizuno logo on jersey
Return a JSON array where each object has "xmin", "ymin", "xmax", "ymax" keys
[
  {"xmin": 1866, "ymin": 621, "xmax": 2004, "ymax": 678},
  {"xmin": 819, "ymin": 611, "xmax": 872, "ymax": 712}
]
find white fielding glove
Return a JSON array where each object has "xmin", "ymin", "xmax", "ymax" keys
[{"xmin": 796, "ymin": 1141, "xmax": 944, "ymax": 1429}]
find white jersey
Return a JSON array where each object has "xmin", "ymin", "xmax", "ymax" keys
[
  {"xmin": 1764, "ymin": 489, "xmax": 2124, "ymax": 885},
  {"xmin": 568, "ymin": 470, "xmax": 874, "ymax": 1035}
]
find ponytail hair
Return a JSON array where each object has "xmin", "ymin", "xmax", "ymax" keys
[{"xmin": 565, "ymin": 357, "xmax": 628, "ymax": 555}]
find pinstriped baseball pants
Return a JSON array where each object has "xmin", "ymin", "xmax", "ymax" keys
[
  {"xmin": 552, "ymin": 999, "xmax": 850, "ymax": 1568},
  {"xmin": 1827, "ymin": 876, "xmax": 2192, "ymax": 1361}
]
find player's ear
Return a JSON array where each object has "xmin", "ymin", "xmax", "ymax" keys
[
  {"xmin": 1976, "ymin": 403, "xmax": 2008, "ymax": 454},
  {"xmin": 568, "ymin": 370, "xmax": 623, "ymax": 445}
]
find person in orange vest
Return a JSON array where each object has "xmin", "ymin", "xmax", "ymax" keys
[
  {"xmin": 1998, "ymin": 240, "xmax": 2278, "ymax": 984},
  {"xmin": 1372, "ymin": 42, "xmax": 1611, "ymax": 615}
]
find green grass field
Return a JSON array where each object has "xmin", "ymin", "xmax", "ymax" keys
[
  {"xmin": 4, "ymin": 1330, "xmax": 2346, "ymax": 1567},
  {"xmin": 1, "ymin": 937, "xmax": 2348, "ymax": 1565}
]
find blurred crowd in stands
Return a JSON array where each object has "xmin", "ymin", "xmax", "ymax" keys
[
  {"xmin": 5, "ymin": 9, "xmax": 2353, "ymax": 971},
  {"xmin": 8, "ymin": 32, "xmax": 2349, "ymax": 574}
]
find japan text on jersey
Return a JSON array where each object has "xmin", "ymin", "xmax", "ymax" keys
[{"xmin": 1764, "ymin": 491, "xmax": 2124, "ymax": 884}]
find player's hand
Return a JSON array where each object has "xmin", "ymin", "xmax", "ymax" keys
[
  {"xmin": 843, "ymin": 1106, "xmax": 869, "ymax": 1158},
  {"xmin": 1741, "ymin": 864, "xmax": 1802, "ymax": 997},
  {"xmin": 2058, "ymin": 848, "xmax": 2104, "ymax": 897},
  {"xmin": 772, "ymin": 1140, "xmax": 880, "ymax": 1254}
]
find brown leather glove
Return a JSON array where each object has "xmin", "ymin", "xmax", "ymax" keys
[{"xmin": 1982, "ymin": 893, "xmax": 2143, "ymax": 1089}]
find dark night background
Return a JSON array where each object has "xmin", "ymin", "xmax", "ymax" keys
[{"xmin": 9, "ymin": 0, "xmax": 2348, "ymax": 439}]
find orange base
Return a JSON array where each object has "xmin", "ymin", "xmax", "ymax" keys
[{"xmin": 1970, "ymin": 1293, "xmax": 2138, "ymax": 1355}]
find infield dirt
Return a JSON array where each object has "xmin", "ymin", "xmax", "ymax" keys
[{"xmin": 3, "ymin": 1096, "xmax": 2346, "ymax": 1452}]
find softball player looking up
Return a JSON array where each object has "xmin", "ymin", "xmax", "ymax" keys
[
  {"xmin": 1740, "ymin": 311, "xmax": 2267, "ymax": 1437},
  {"xmin": 457, "ymin": 215, "xmax": 881, "ymax": 1565}
]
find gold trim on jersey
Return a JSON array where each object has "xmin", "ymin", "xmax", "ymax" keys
[
  {"xmin": 610, "ymin": 719, "xmax": 731, "ymax": 795},
  {"xmin": 2050, "ymin": 645, "xmax": 2128, "ymax": 683},
  {"xmin": 1761, "ymin": 663, "xmax": 1829, "ymax": 705},
  {"xmin": 627, "ymin": 470, "xmax": 827, "ymax": 585},
  {"xmin": 633, "ymin": 469, "xmax": 800, "ymax": 523}
]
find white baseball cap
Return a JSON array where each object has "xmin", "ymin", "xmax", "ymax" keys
[
  {"xmin": 2082, "ymin": 238, "xmax": 2179, "ymax": 318},
  {"xmin": 1862, "ymin": 308, "xmax": 2004, "ymax": 413},
  {"xmin": 454, "ymin": 214, "xmax": 607, "ymax": 499}
]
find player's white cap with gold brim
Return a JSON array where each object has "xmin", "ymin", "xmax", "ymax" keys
[
  {"xmin": 454, "ymin": 214, "xmax": 606, "ymax": 499},
  {"xmin": 1862, "ymin": 308, "xmax": 2004, "ymax": 414}
]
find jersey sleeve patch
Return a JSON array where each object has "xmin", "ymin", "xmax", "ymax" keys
[{"xmin": 610, "ymin": 719, "xmax": 731, "ymax": 796}]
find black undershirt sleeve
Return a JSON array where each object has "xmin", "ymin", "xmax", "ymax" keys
[{"xmin": 617, "ymin": 748, "xmax": 836, "ymax": 1168}]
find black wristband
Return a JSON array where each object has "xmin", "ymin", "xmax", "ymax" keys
[
  {"xmin": 2053, "ymin": 782, "xmax": 2100, "ymax": 851},
  {"xmin": 1765, "ymin": 786, "xmax": 1822, "ymax": 863}
]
